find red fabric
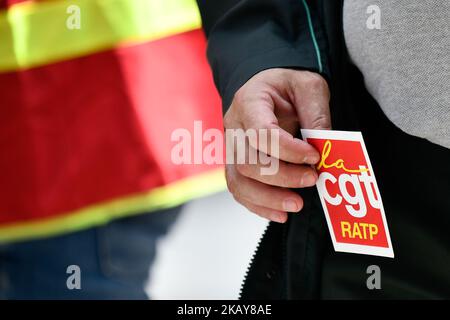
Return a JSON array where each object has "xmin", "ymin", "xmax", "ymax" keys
[{"xmin": 0, "ymin": 29, "xmax": 223, "ymax": 224}]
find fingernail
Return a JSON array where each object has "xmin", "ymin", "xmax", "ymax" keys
[
  {"xmin": 304, "ymin": 154, "xmax": 319, "ymax": 164},
  {"xmin": 283, "ymin": 199, "xmax": 299, "ymax": 212},
  {"xmin": 301, "ymin": 172, "xmax": 316, "ymax": 187}
]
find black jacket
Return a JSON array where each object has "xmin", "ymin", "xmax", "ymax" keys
[{"xmin": 198, "ymin": 0, "xmax": 450, "ymax": 299}]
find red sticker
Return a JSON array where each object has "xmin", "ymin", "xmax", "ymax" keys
[{"xmin": 301, "ymin": 129, "xmax": 394, "ymax": 258}]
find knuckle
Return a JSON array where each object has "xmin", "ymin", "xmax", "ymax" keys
[
  {"xmin": 226, "ymin": 179, "xmax": 234, "ymax": 194},
  {"xmin": 259, "ymin": 121, "xmax": 277, "ymax": 132},
  {"xmin": 235, "ymin": 163, "xmax": 252, "ymax": 177},
  {"xmin": 311, "ymin": 114, "xmax": 331, "ymax": 129},
  {"xmin": 223, "ymin": 112, "xmax": 233, "ymax": 129},
  {"xmin": 287, "ymin": 173, "xmax": 299, "ymax": 188},
  {"xmin": 232, "ymin": 87, "xmax": 248, "ymax": 109},
  {"xmin": 229, "ymin": 185, "xmax": 244, "ymax": 204},
  {"xmin": 280, "ymin": 173, "xmax": 294, "ymax": 188},
  {"xmin": 305, "ymin": 73, "xmax": 327, "ymax": 91},
  {"xmin": 225, "ymin": 167, "xmax": 237, "ymax": 194},
  {"xmin": 226, "ymin": 178, "xmax": 237, "ymax": 196},
  {"xmin": 231, "ymin": 192, "xmax": 241, "ymax": 204}
]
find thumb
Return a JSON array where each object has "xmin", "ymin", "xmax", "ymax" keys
[{"xmin": 289, "ymin": 71, "xmax": 331, "ymax": 130}]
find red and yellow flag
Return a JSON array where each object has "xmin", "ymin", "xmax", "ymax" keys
[{"xmin": 0, "ymin": 0, "xmax": 225, "ymax": 242}]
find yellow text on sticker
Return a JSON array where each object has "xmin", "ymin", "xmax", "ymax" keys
[
  {"xmin": 341, "ymin": 221, "xmax": 378, "ymax": 240},
  {"xmin": 317, "ymin": 140, "xmax": 370, "ymax": 174}
]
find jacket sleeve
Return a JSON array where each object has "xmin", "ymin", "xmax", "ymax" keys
[{"xmin": 196, "ymin": 0, "xmax": 330, "ymax": 111}]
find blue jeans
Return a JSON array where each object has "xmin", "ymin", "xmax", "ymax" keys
[{"xmin": 0, "ymin": 206, "xmax": 180, "ymax": 299}]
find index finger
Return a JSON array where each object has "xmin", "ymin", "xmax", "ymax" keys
[{"xmin": 240, "ymin": 101, "xmax": 320, "ymax": 165}]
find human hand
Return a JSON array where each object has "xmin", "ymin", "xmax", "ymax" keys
[{"xmin": 224, "ymin": 68, "xmax": 331, "ymax": 223}]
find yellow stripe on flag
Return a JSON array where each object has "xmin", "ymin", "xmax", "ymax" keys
[
  {"xmin": 0, "ymin": 0, "xmax": 202, "ymax": 72},
  {"xmin": 0, "ymin": 169, "xmax": 226, "ymax": 244}
]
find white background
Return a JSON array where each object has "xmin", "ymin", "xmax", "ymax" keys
[{"xmin": 146, "ymin": 191, "xmax": 268, "ymax": 300}]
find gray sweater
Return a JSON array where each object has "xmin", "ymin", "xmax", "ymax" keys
[{"xmin": 343, "ymin": 0, "xmax": 449, "ymax": 149}]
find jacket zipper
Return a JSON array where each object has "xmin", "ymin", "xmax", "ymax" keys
[{"xmin": 238, "ymin": 220, "xmax": 290, "ymax": 299}]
